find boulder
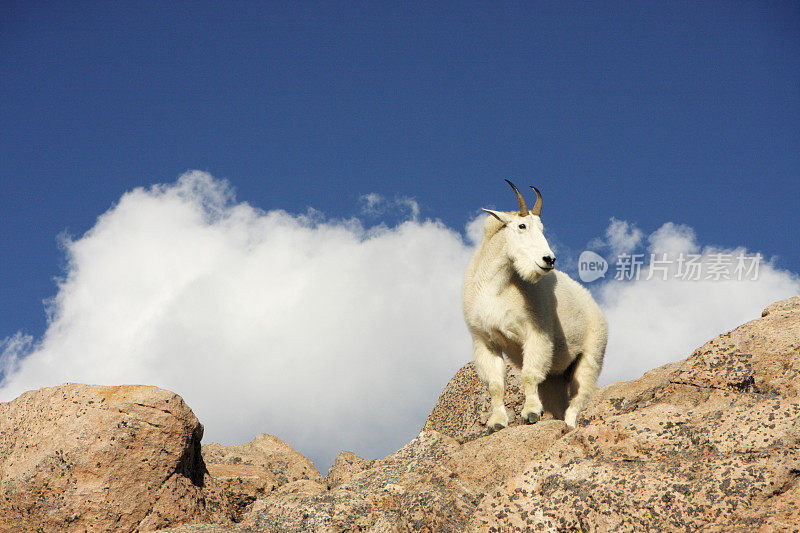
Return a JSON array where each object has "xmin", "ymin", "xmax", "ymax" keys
[
  {"xmin": 423, "ymin": 361, "xmax": 570, "ymax": 443},
  {"xmin": 0, "ymin": 383, "xmax": 229, "ymax": 532},
  {"xmin": 202, "ymin": 433, "xmax": 323, "ymax": 520}
]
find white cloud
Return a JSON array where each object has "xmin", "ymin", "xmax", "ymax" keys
[
  {"xmin": 602, "ymin": 217, "xmax": 644, "ymax": 256},
  {"xmin": 646, "ymin": 222, "xmax": 699, "ymax": 255},
  {"xmin": 1, "ymin": 174, "xmax": 798, "ymax": 472},
  {"xmin": 465, "ymin": 211, "xmax": 486, "ymax": 246},
  {"xmin": 358, "ymin": 192, "xmax": 383, "ymax": 215},
  {"xmin": 358, "ymin": 192, "xmax": 420, "ymax": 220},
  {"xmin": 0, "ymin": 172, "xmax": 472, "ymax": 470}
]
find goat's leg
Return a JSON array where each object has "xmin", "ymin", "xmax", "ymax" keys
[
  {"xmin": 473, "ymin": 338, "xmax": 508, "ymax": 433},
  {"xmin": 565, "ymin": 345, "xmax": 604, "ymax": 428},
  {"xmin": 520, "ymin": 333, "xmax": 554, "ymax": 424}
]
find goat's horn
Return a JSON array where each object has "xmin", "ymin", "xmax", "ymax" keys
[
  {"xmin": 529, "ymin": 186, "xmax": 542, "ymax": 216},
  {"xmin": 504, "ymin": 179, "xmax": 528, "ymax": 217}
]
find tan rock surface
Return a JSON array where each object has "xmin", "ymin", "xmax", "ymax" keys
[
  {"xmin": 762, "ymin": 295, "xmax": 800, "ymax": 317},
  {"xmin": 449, "ymin": 421, "xmax": 569, "ymax": 491},
  {"xmin": 324, "ymin": 450, "xmax": 377, "ymax": 489},
  {"xmin": 423, "ymin": 361, "xmax": 570, "ymax": 443},
  {"xmin": 241, "ymin": 430, "xmax": 478, "ymax": 531},
  {"xmin": 0, "ymin": 383, "xmax": 229, "ymax": 532},
  {"xmin": 6, "ymin": 295, "xmax": 799, "ymax": 532},
  {"xmin": 234, "ymin": 424, "xmax": 589, "ymax": 531},
  {"xmin": 202, "ymin": 433, "xmax": 323, "ymax": 520},
  {"xmin": 232, "ymin": 295, "xmax": 800, "ymax": 531},
  {"xmin": 470, "ymin": 295, "xmax": 800, "ymax": 531}
]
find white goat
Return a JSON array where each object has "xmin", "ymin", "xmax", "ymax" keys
[{"xmin": 462, "ymin": 180, "xmax": 607, "ymax": 430}]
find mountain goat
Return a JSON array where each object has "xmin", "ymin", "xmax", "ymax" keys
[{"xmin": 463, "ymin": 180, "xmax": 607, "ymax": 431}]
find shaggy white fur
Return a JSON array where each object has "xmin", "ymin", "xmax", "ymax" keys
[{"xmin": 462, "ymin": 185, "xmax": 607, "ymax": 430}]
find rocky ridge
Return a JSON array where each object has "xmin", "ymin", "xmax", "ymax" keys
[{"xmin": 1, "ymin": 296, "xmax": 798, "ymax": 531}]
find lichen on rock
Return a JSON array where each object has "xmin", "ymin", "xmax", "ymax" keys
[{"xmin": 3, "ymin": 296, "xmax": 799, "ymax": 532}]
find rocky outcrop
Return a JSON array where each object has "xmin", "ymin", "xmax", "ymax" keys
[
  {"xmin": 4, "ymin": 296, "xmax": 799, "ymax": 532},
  {"xmin": 423, "ymin": 361, "xmax": 570, "ymax": 443},
  {"xmin": 324, "ymin": 451, "xmax": 377, "ymax": 490},
  {"xmin": 0, "ymin": 384, "xmax": 230, "ymax": 532},
  {"xmin": 244, "ymin": 430, "xmax": 473, "ymax": 531},
  {"xmin": 762, "ymin": 295, "xmax": 800, "ymax": 317},
  {"xmin": 202, "ymin": 433, "xmax": 324, "ymax": 520},
  {"xmin": 466, "ymin": 296, "xmax": 800, "ymax": 531},
  {"xmin": 236, "ymin": 295, "xmax": 800, "ymax": 531}
]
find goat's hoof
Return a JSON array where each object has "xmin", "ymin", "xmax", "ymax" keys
[
  {"xmin": 487, "ymin": 423, "xmax": 506, "ymax": 434},
  {"xmin": 523, "ymin": 412, "xmax": 541, "ymax": 424}
]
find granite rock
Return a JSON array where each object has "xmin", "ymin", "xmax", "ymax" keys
[{"xmin": 0, "ymin": 384, "xmax": 229, "ymax": 532}]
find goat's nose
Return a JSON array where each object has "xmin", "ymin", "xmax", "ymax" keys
[{"xmin": 542, "ymin": 255, "xmax": 555, "ymax": 268}]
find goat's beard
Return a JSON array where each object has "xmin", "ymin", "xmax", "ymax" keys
[{"xmin": 512, "ymin": 256, "xmax": 546, "ymax": 284}]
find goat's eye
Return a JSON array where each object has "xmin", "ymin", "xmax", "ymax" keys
[{"xmin": 518, "ymin": 224, "xmax": 526, "ymax": 230}]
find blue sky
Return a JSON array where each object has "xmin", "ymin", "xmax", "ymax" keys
[
  {"xmin": 1, "ymin": 3, "xmax": 799, "ymax": 465},
  {"xmin": 3, "ymin": 2, "xmax": 799, "ymax": 340}
]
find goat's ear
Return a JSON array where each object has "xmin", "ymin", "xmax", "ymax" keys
[{"xmin": 482, "ymin": 209, "xmax": 511, "ymax": 225}]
